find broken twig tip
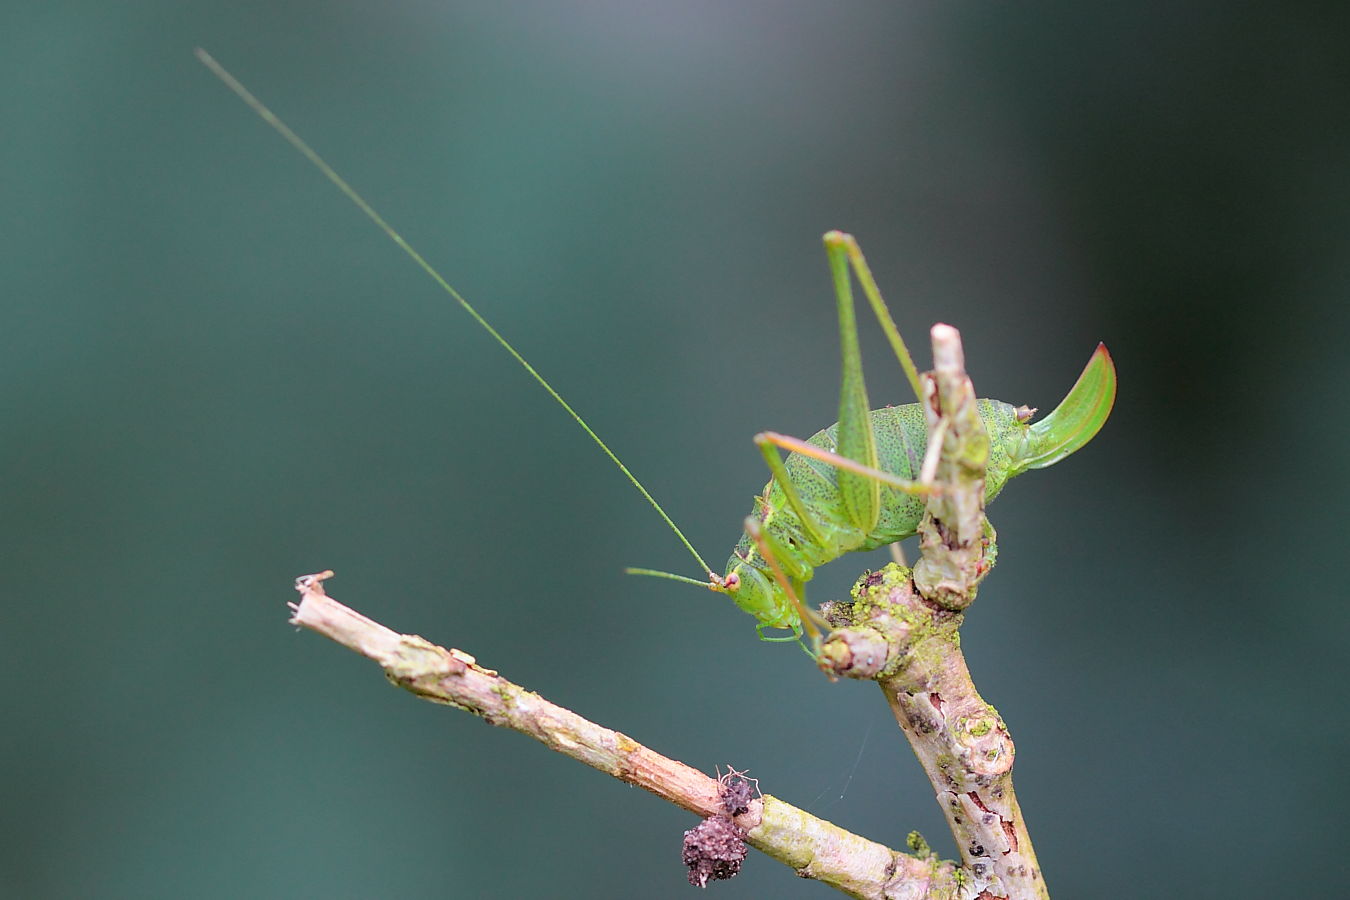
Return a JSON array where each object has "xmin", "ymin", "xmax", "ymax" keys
[
  {"xmin": 930, "ymin": 322, "xmax": 958, "ymax": 341},
  {"xmin": 291, "ymin": 571, "xmax": 336, "ymax": 625},
  {"xmin": 295, "ymin": 570, "xmax": 335, "ymax": 595}
]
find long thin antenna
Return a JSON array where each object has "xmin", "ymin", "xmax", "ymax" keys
[
  {"xmin": 197, "ymin": 48, "xmax": 713, "ymax": 577},
  {"xmin": 624, "ymin": 567, "xmax": 712, "ymax": 588}
]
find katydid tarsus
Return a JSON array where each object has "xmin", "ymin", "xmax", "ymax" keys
[{"xmin": 199, "ymin": 51, "xmax": 1117, "ymax": 653}]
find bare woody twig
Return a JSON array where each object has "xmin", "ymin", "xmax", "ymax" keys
[
  {"xmin": 289, "ymin": 573, "xmax": 962, "ymax": 899},
  {"xmin": 292, "ymin": 324, "xmax": 1048, "ymax": 898},
  {"xmin": 913, "ymin": 323, "xmax": 997, "ymax": 610},
  {"xmin": 818, "ymin": 325, "xmax": 1047, "ymax": 900}
]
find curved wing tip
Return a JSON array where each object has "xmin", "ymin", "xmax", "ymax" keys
[
  {"xmin": 1094, "ymin": 341, "xmax": 1118, "ymax": 405},
  {"xmin": 1014, "ymin": 340, "xmax": 1118, "ymax": 472}
]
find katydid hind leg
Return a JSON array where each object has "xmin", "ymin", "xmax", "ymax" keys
[
  {"xmin": 828, "ymin": 231, "xmax": 925, "ymax": 405},
  {"xmin": 823, "ymin": 235, "xmax": 882, "ymax": 535}
]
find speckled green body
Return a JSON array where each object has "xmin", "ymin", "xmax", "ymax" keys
[{"xmin": 723, "ymin": 398, "xmax": 1028, "ymax": 632}]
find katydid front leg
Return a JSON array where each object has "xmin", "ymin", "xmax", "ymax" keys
[{"xmin": 742, "ymin": 516, "xmax": 823, "ymax": 646}]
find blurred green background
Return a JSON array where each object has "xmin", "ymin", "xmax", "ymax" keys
[{"xmin": 4, "ymin": 2, "xmax": 1347, "ymax": 897}]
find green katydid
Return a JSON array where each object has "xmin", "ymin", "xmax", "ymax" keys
[
  {"xmin": 633, "ymin": 231, "xmax": 1114, "ymax": 646},
  {"xmin": 199, "ymin": 51, "xmax": 1116, "ymax": 651}
]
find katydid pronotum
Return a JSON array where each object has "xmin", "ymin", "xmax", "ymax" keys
[{"xmin": 199, "ymin": 51, "xmax": 1116, "ymax": 653}]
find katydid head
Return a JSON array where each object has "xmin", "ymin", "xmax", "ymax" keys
[
  {"xmin": 1005, "ymin": 343, "xmax": 1116, "ymax": 477},
  {"xmin": 715, "ymin": 561, "xmax": 806, "ymax": 641},
  {"xmin": 715, "ymin": 560, "xmax": 770, "ymax": 614}
]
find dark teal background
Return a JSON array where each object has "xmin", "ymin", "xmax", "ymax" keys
[{"xmin": 4, "ymin": 3, "xmax": 1347, "ymax": 897}]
